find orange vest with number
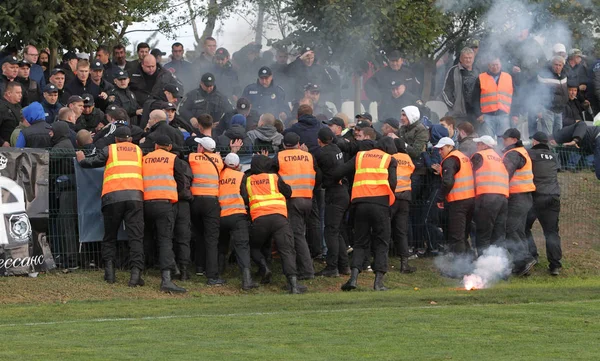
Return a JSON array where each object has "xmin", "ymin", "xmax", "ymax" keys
[
  {"xmin": 102, "ymin": 142, "xmax": 143, "ymax": 197},
  {"xmin": 219, "ymin": 167, "xmax": 247, "ymax": 217},
  {"xmin": 441, "ymin": 150, "xmax": 475, "ymax": 202},
  {"xmin": 503, "ymin": 147, "xmax": 536, "ymax": 194},
  {"xmin": 189, "ymin": 152, "xmax": 223, "ymax": 197},
  {"xmin": 246, "ymin": 173, "xmax": 287, "ymax": 221},
  {"xmin": 472, "ymin": 148, "xmax": 509, "ymax": 197},
  {"xmin": 392, "ymin": 153, "xmax": 415, "ymax": 194},
  {"xmin": 351, "ymin": 149, "xmax": 395, "ymax": 206},
  {"xmin": 277, "ymin": 149, "xmax": 316, "ymax": 198},
  {"xmin": 142, "ymin": 149, "xmax": 178, "ymax": 202},
  {"xmin": 479, "ymin": 72, "xmax": 513, "ymax": 114}
]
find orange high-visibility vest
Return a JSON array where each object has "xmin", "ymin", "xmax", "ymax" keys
[
  {"xmin": 472, "ymin": 148, "xmax": 509, "ymax": 197},
  {"xmin": 246, "ymin": 173, "xmax": 287, "ymax": 221},
  {"xmin": 142, "ymin": 149, "xmax": 178, "ymax": 202},
  {"xmin": 503, "ymin": 147, "xmax": 536, "ymax": 194},
  {"xmin": 351, "ymin": 149, "xmax": 395, "ymax": 206},
  {"xmin": 102, "ymin": 142, "xmax": 143, "ymax": 197},
  {"xmin": 441, "ymin": 149, "xmax": 475, "ymax": 202},
  {"xmin": 219, "ymin": 167, "xmax": 247, "ymax": 217},
  {"xmin": 277, "ymin": 149, "xmax": 316, "ymax": 198},
  {"xmin": 189, "ymin": 152, "xmax": 223, "ymax": 197},
  {"xmin": 392, "ymin": 152, "xmax": 415, "ymax": 194},
  {"xmin": 479, "ymin": 72, "xmax": 513, "ymax": 114}
]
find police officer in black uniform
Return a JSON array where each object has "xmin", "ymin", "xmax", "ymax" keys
[
  {"xmin": 108, "ymin": 70, "xmax": 141, "ymax": 123},
  {"xmin": 241, "ymin": 66, "xmax": 288, "ymax": 119},
  {"xmin": 77, "ymin": 93, "xmax": 105, "ymax": 132},
  {"xmin": 315, "ymin": 127, "xmax": 350, "ymax": 277},
  {"xmin": 90, "ymin": 60, "xmax": 114, "ymax": 111},
  {"xmin": 16, "ymin": 59, "xmax": 40, "ymax": 105},
  {"xmin": 525, "ymin": 132, "xmax": 562, "ymax": 276},
  {"xmin": 180, "ymin": 72, "xmax": 233, "ymax": 125},
  {"xmin": 365, "ymin": 50, "xmax": 421, "ymax": 105}
]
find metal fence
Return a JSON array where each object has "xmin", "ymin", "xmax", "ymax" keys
[{"xmin": 47, "ymin": 146, "xmax": 600, "ymax": 269}]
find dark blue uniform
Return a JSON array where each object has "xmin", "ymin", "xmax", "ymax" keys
[{"xmin": 242, "ymin": 82, "xmax": 288, "ymax": 117}]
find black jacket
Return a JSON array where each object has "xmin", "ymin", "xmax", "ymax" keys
[
  {"xmin": 76, "ymin": 108, "xmax": 105, "ymax": 132},
  {"xmin": 108, "ymin": 86, "xmax": 139, "ymax": 120},
  {"xmin": 284, "ymin": 58, "xmax": 336, "ymax": 101},
  {"xmin": 316, "ymin": 143, "xmax": 347, "ymax": 190},
  {"xmin": 242, "ymin": 81, "xmax": 288, "ymax": 117},
  {"xmin": 16, "ymin": 77, "xmax": 41, "ymax": 106},
  {"xmin": 141, "ymin": 121, "xmax": 185, "ymax": 154},
  {"xmin": 283, "ymin": 114, "xmax": 325, "ymax": 157},
  {"xmin": 64, "ymin": 76, "xmax": 100, "ymax": 99},
  {"xmin": 0, "ymin": 98, "xmax": 21, "ymax": 145},
  {"xmin": 562, "ymin": 97, "xmax": 586, "ymax": 127},
  {"xmin": 22, "ymin": 120, "xmax": 52, "ymax": 148},
  {"xmin": 502, "ymin": 143, "xmax": 527, "ymax": 180},
  {"xmin": 129, "ymin": 65, "xmax": 178, "ymax": 108},
  {"xmin": 365, "ymin": 65, "xmax": 421, "ymax": 102},
  {"xmin": 378, "ymin": 91, "xmax": 420, "ymax": 121},
  {"xmin": 527, "ymin": 144, "xmax": 560, "ymax": 196},
  {"xmin": 180, "ymin": 86, "xmax": 233, "ymax": 124},
  {"xmin": 93, "ymin": 78, "xmax": 115, "ymax": 111},
  {"xmin": 437, "ymin": 152, "xmax": 460, "ymax": 203},
  {"xmin": 94, "ymin": 122, "xmax": 144, "ymax": 149},
  {"xmin": 216, "ymin": 124, "xmax": 252, "ymax": 156}
]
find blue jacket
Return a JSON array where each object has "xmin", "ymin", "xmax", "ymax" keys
[
  {"xmin": 29, "ymin": 64, "xmax": 46, "ymax": 89},
  {"xmin": 42, "ymin": 99, "xmax": 63, "ymax": 124},
  {"xmin": 16, "ymin": 102, "xmax": 49, "ymax": 147},
  {"xmin": 283, "ymin": 114, "xmax": 325, "ymax": 157}
]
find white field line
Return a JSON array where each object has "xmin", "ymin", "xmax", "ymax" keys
[{"xmin": 2, "ymin": 299, "xmax": 599, "ymax": 328}]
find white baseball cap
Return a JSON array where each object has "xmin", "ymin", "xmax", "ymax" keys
[
  {"xmin": 552, "ymin": 43, "xmax": 566, "ymax": 54},
  {"xmin": 194, "ymin": 137, "xmax": 216, "ymax": 152},
  {"xmin": 473, "ymin": 135, "xmax": 497, "ymax": 147},
  {"xmin": 224, "ymin": 153, "xmax": 240, "ymax": 167},
  {"xmin": 434, "ymin": 137, "xmax": 455, "ymax": 148}
]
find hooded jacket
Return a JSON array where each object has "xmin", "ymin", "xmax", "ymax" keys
[
  {"xmin": 17, "ymin": 102, "xmax": 52, "ymax": 148},
  {"xmin": 51, "ymin": 120, "xmax": 75, "ymax": 149},
  {"xmin": 216, "ymin": 124, "xmax": 252, "ymax": 155},
  {"xmin": 284, "ymin": 113, "xmax": 324, "ymax": 156},
  {"xmin": 398, "ymin": 105, "xmax": 429, "ymax": 164},
  {"xmin": 246, "ymin": 125, "xmax": 283, "ymax": 152}
]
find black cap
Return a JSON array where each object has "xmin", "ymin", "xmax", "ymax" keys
[
  {"xmin": 115, "ymin": 70, "xmax": 129, "ymax": 80},
  {"xmin": 164, "ymin": 102, "xmax": 177, "ymax": 110},
  {"xmin": 1, "ymin": 56, "xmax": 18, "ymax": 65},
  {"xmin": 388, "ymin": 50, "xmax": 402, "ymax": 60},
  {"xmin": 43, "ymin": 83, "xmax": 58, "ymax": 93},
  {"xmin": 355, "ymin": 120, "xmax": 372, "ymax": 129},
  {"xmin": 51, "ymin": 68, "xmax": 66, "ymax": 76},
  {"xmin": 325, "ymin": 117, "xmax": 345, "ymax": 128},
  {"xmin": 91, "ymin": 60, "xmax": 103, "ymax": 70},
  {"xmin": 567, "ymin": 78, "xmax": 579, "ymax": 88},
  {"xmin": 155, "ymin": 134, "xmax": 172, "ymax": 146},
  {"xmin": 355, "ymin": 112, "xmax": 373, "ymax": 122},
  {"xmin": 215, "ymin": 47, "xmax": 229, "ymax": 58},
  {"xmin": 63, "ymin": 51, "xmax": 78, "ymax": 61},
  {"xmin": 113, "ymin": 126, "xmax": 132, "ymax": 138},
  {"xmin": 106, "ymin": 105, "xmax": 119, "ymax": 112},
  {"xmin": 67, "ymin": 95, "xmax": 84, "ymax": 104},
  {"xmin": 18, "ymin": 59, "xmax": 32, "ymax": 67},
  {"xmin": 501, "ymin": 128, "xmax": 521, "ymax": 140},
  {"xmin": 304, "ymin": 83, "xmax": 320, "ymax": 92},
  {"xmin": 151, "ymin": 49, "xmax": 166, "ymax": 57},
  {"xmin": 301, "ymin": 46, "xmax": 312, "ymax": 54},
  {"xmin": 201, "ymin": 73, "xmax": 215, "ymax": 86},
  {"xmin": 82, "ymin": 93, "xmax": 94, "ymax": 106},
  {"xmin": 258, "ymin": 66, "xmax": 272, "ymax": 78},
  {"xmin": 283, "ymin": 132, "xmax": 300, "ymax": 147},
  {"xmin": 532, "ymin": 131, "xmax": 549, "ymax": 143},
  {"xmin": 390, "ymin": 80, "xmax": 402, "ymax": 89},
  {"xmin": 163, "ymin": 83, "xmax": 181, "ymax": 98},
  {"xmin": 318, "ymin": 127, "xmax": 335, "ymax": 143},
  {"xmin": 383, "ymin": 118, "xmax": 400, "ymax": 129},
  {"xmin": 237, "ymin": 97, "xmax": 251, "ymax": 111}
]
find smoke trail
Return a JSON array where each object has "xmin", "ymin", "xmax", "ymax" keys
[{"xmin": 463, "ymin": 246, "xmax": 511, "ymax": 290}]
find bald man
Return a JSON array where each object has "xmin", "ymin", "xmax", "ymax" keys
[
  {"xmin": 129, "ymin": 53, "xmax": 181, "ymax": 108},
  {"xmin": 140, "ymin": 109, "xmax": 184, "ymax": 153}
]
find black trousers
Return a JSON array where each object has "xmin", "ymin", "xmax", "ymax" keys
[
  {"xmin": 390, "ymin": 198, "xmax": 410, "ymax": 258},
  {"xmin": 173, "ymin": 201, "xmax": 191, "ymax": 267},
  {"xmin": 445, "ymin": 198, "xmax": 475, "ymax": 254},
  {"xmin": 191, "ymin": 196, "xmax": 221, "ymax": 279},
  {"xmin": 101, "ymin": 200, "xmax": 144, "ymax": 270},
  {"xmin": 351, "ymin": 202, "xmax": 391, "ymax": 273},
  {"xmin": 473, "ymin": 194, "xmax": 508, "ymax": 255},
  {"xmin": 525, "ymin": 194, "xmax": 562, "ymax": 269},
  {"xmin": 287, "ymin": 197, "xmax": 315, "ymax": 277},
  {"xmin": 324, "ymin": 186, "xmax": 350, "ymax": 270},
  {"xmin": 250, "ymin": 214, "xmax": 297, "ymax": 277},
  {"xmin": 143, "ymin": 201, "xmax": 176, "ymax": 271},
  {"xmin": 307, "ymin": 189, "xmax": 324, "ymax": 256},
  {"xmin": 505, "ymin": 192, "xmax": 535, "ymax": 268},
  {"xmin": 219, "ymin": 213, "xmax": 251, "ymax": 269}
]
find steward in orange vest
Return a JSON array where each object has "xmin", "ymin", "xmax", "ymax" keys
[
  {"xmin": 475, "ymin": 58, "xmax": 514, "ymax": 117},
  {"xmin": 141, "ymin": 134, "xmax": 187, "ymax": 293},
  {"xmin": 434, "ymin": 137, "xmax": 475, "ymax": 257},
  {"xmin": 273, "ymin": 132, "xmax": 320, "ymax": 280},
  {"xmin": 77, "ymin": 126, "xmax": 145, "ymax": 287},
  {"xmin": 245, "ymin": 154, "xmax": 306, "ymax": 294},
  {"xmin": 218, "ymin": 153, "xmax": 257, "ymax": 291},
  {"xmin": 470, "ymin": 135, "xmax": 509, "ymax": 255},
  {"xmin": 501, "ymin": 128, "xmax": 537, "ymax": 277},
  {"xmin": 188, "ymin": 136, "xmax": 226, "ymax": 286},
  {"xmin": 334, "ymin": 137, "xmax": 398, "ymax": 292},
  {"xmin": 391, "ymin": 146, "xmax": 416, "ymax": 273}
]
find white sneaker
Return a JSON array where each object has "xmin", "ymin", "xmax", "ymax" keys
[{"xmin": 366, "ymin": 265, "xmax": 373, "ymax": 272}]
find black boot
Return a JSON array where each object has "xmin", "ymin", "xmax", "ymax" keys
[
  {"xmin": 287, "ymin": 275, "xmax": 305, "ymax": 294},
  {"xmin": 241, "ymin": 268, "xmax": 258, "ymax": 291},
  {"xmin": 400, "ymin": 257, "xmax": 416, "ymax": 274},
  {"xmin": 315, "ymin": 267, "xmax": 340, "ymax": 277},
  {"xmin": 160, "ymin": 270, "xmax": 187, "ymax": 293},
  {"xmin": 218, "ymin": 253, "xmax": 226, "ymax": 275},
  {"xmin": 128, "ymin": 267, "xmax": 145, "ymax": 287},
  {"xmin": 374, "ymin": 272, "xmax": 389, "ymax": 291},
  {"xmin": 259, "ymin": 260, "xmax": 272, "ymax": 284},
  {"xmin": 104, "ymin": 260, "xmax": 115, "ymax": 284},
  {"xmin": 179, "ymin": 265, "xmax": 190, "ymax": 281},
  {"xmin": 341, "ymin": 268, "xmax": 359, "ymax": 291}
]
